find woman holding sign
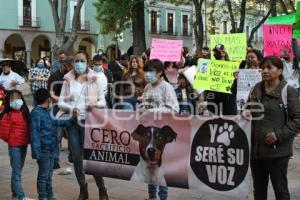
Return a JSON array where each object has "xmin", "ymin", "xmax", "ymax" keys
[{"xmin": 246, "ymin": 56, "xmax": 300, "ymax": 200}]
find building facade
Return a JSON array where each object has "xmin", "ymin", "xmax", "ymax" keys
[
  {"xmin": 101, "ymin": 0, "xmax": 194, "ymax": 61},
  {"xmin": 0, "ymin": 0, "xmax": 99, "ymax": 67}
]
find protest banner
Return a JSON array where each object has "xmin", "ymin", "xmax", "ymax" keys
[
  {"xmin": 84, "ymin": 109, "xmax": 251, "ymax": 198},
  {"xmin": 182, "ymin": 65, "xmax": 205, "ymax": 94},
  {"xmin": 236, "ymin": 69, "xmax": 262, "ymax": 110},
  {"xmin": 267, "ymin": 14, "xmax": 295, "ymax": 25},
  {"xmin": 193, "ymin": 59, "xmax": 240, "ymax": 94},
  {"xmin": 210, "ymin": 33, "xmax": 247, "ymax": 61},
  {"xmin": 263, "ymin": 24, "xmax": 294, "ymax": 57},
  {"xmin": 149, "ymin": 38, "xmax": 183, "ymax": 62}
]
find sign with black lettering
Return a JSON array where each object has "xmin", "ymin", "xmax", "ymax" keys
[
  {"xmin": 84, "ymin": 109, "xmax": 251, "ymax": 198},
  {"xmin": 190, "ymin": 118, "xmax": 250, "ymax": 193}
]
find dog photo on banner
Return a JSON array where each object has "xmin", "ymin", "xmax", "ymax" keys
[{"xmin": 83, "ymin": 109, "xmax": 251, "ymax": 198}]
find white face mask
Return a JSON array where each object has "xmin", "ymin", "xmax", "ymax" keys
[
  {"xmin": 74, "ymin": 61, "xmax": 87, "ymax": 74},
  {"xmin": 10, "ymin": 99, "xmax": 23, "ymax": 110},
  {"xmin": 144, "ymin": 72, "xmax": 157, "ymax": 84}
]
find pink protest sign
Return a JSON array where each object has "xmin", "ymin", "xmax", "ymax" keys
[
  {"xmin": 263, "ymin": 24, "xmax": 294, "ymax": 57},
  {"xmin": 150, "ymin": 38, "xmax": 183, "ymax": 62}
]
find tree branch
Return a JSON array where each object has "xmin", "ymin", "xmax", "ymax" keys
[
  {"xmin": 278, "ymin": 0, "xmax": 289, "ymax": 14},
  {"xmin": 59, "ymin": 0, "xmax": 68, "ymax": 32},
  {"xmin": 287, "ymin": 0, "xmax": 296, "ymax": 12},
  {"xmin": 48, "ymin": 0, "xmax": 60, "ymax": 33},
  {"xmin": 247, "ymin": 3, "xmax": 275, "ymax": 45},
  {"xmin": 237, "ymin": 0, "xmax": 247, "ymax": 33},
  {"xmin": 65, "ymin": 0, "xmax": 85, "ymax": 50},
  {"xmin": 225, "ymin": 0, "xmax": 237, "ymax": 33}
]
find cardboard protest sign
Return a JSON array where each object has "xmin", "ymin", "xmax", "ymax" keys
[
  {"xmin": 149, "ymin": 38, "xmax": 183, "ymax": 62},
  {"xmin": 263, "ymin": 24, "xmax": 294, "ymax": 57},
  {"xmin": 193, "ymin": 59, "xmax": 240, "ymax": 94},
  {"xmin": 84, "ymin": 109, "xmax": 251, "ymax": 198},
  {"xmin": 210, "ymin": 33, "xmax": 247, "ymax": 61},
  {"xmin": 236, "ymin": 69, "xmax": 262, "ymax": 110}
]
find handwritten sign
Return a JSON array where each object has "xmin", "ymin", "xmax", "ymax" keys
[
  {"xmin": 193, "ymin": 59, "xmax": 240, "ymax": 94},
  {"xmin": 236, "ymin": 69, "xmax": 262, "ymax": 110},
  {"xmin": 149, "ymin": 38, "xmax": 183, "ymax": 62},
  {"xmin": 210, "ymin": 33, "xmax": 247, "ymax": 61},
  {"xmin": 263, "ymin": 24, "xmax": 293, "ymax": 57}
]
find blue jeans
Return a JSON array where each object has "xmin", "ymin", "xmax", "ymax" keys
[
  {"xmin": 9, "ymin": 147, "xmax": 27, "ymax": 200},
  {"xmin": 37, "ymin": 151, "xmax": 54, "ymax": 199},
  {"xmin": 148, "ymin": 184, "xmax": 168, "ymax": 200},
  {"xmin": 67, "ymin": 120, "xmax": 106, "ymax": 189}
]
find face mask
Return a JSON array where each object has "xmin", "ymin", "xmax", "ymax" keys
[
  {"xmin": 144, "ymin": 72, "xmax": 157, "ymax": 84},
  {"xmin": 10, "ymin": 99, "xmax": 23, "ymax": 110},
  {"xmin": 37, "ymin": 63, "xmax": 45, "ymax": 68},
  {"xmin": 74, "ymin": 62, "xmax": 87, "ymax": 75},
  {"xmin": 3, "ymin": 71, "xmax": 10, "ymax": 75},
  {"xmin": 93, "ymin": 64, "xmax": 103, "ymax": 72}
]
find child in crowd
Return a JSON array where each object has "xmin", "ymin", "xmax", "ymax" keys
[
  {"xmin": 0, "ymin": 90, "xmax": 34, "ymax": 200},
  {"xmin": 140, "ymin": 59, "xmax": 179, "ymax": 200},
  {"xmin": 30, "ymin": 88, "xmax": 74, "ymax": 200}
]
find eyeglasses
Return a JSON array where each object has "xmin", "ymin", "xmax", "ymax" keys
[{"xmin": 74, "ymin": 59, "xmax": 86, "ymax": 63}]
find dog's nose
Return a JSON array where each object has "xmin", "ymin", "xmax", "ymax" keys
[{"xmin": 147, "ymin": 148, "xmax": 156, "ymax": 161}]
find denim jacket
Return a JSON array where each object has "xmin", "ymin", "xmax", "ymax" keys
[{"xmin": 30, "ymin": 106, "xmax": 74, "ymax": 160}]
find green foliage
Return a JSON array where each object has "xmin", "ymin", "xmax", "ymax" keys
[{"xmin": 93, "ymin": 0, "xmax": 143, "ymax": 34}]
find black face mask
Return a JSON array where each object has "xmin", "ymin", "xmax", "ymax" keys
[{"xmin": 3, "ymin": 71, "xmax": 10, "ymax": 75}]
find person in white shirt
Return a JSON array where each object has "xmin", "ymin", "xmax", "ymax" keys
[
  {"xmin": 91, "ymin": 55, "xmax": 108, "ymax": 96},
  {"xmin": 0, "ymin": 62, "xmax": 25, "ymax": 91}
]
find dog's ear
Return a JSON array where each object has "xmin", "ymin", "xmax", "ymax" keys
[
  {"xmin": 161, "ymin": 126, "xmax": 177, "ymax": 143},
  {"xmin": 131, "ymin": 124, "xmax": 146, "ymax": 141}
]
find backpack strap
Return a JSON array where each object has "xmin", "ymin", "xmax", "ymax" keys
[
  {"xmin": 281, "ymin": 83, "xmax": 289, "ymax": 123},
  {"xmin": 281, "ymin": 83, "xmax": 288, "ymax": 108}
]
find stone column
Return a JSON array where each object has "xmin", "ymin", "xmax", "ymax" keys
[
  {"xmin": 25, "ymin": 49, "xmax": 31, "ymax": 69},
  {"xmin": 0, "ymin": 49, "xmax": 4, "ymax": 58}
]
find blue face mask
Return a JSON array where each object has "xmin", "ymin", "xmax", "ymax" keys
[
  {"xmin": 74, "ymin": 62, "xmax": 87, "ymax": 74},
  {"xmin": 144, "ymin": 72, "xmax": 157, "ymax": 84},
  {"xmin": 93, "ymin": 64, "xmax": 103, "ymax": 72},
  {"xmin": 10, "ymin": 99, "xmax": 23, "ymax": 110},
  {"xmin": 37, "ymin": 63, "xmax": 45, "ymax": 68}
]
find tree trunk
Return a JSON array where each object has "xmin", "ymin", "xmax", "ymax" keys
[
  {"xmin": 247, "ymin": 3, "xmax": 275, "ymax": 45},
  {"xmin": 48, "ymin": 0, "xmax": 85, "ymax": 59},
  {"xmin": 225, "ymin": 0, "xmax": 237, "ymax": 33},
  {"xmin": 193, "ymin": 0, "xmax": 205, "ymax": 52},
  {"xmin": 132, "ymin": 0, "xmax": 146, "ymax": 56},
  {"xmin": 237, "ymin": 0, "xmax": 247, "ymax": 33}
]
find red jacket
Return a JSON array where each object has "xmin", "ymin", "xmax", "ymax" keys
[{"xmin": 0, "ymin": 110, "xmax": 29, "ymax": 147}]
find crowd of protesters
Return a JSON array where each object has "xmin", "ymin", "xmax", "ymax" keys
[{"xmin": 0, "ymin": 40, "xmax": 300, "ymax": 200}]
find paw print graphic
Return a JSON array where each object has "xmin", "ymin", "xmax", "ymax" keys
[{"xmin": 217, "ymin": 122, "xmax": 235, "ymax": 146}]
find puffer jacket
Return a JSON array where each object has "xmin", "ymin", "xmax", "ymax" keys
[
  {"xmin": 30, "ymin": 106, "xmax": 73, "ymax": 160},
  {"xmin": 248, "ymin": 80, "xmax": 300, "ymax": 159},
  {"xmin": 0, "ymin": 110, "xmax": 29, "ymax": 147}
]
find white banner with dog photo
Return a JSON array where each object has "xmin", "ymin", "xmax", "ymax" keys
[{"xmin": 83, "ymin": 109, "xmax": 251, "ymax": 198}]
